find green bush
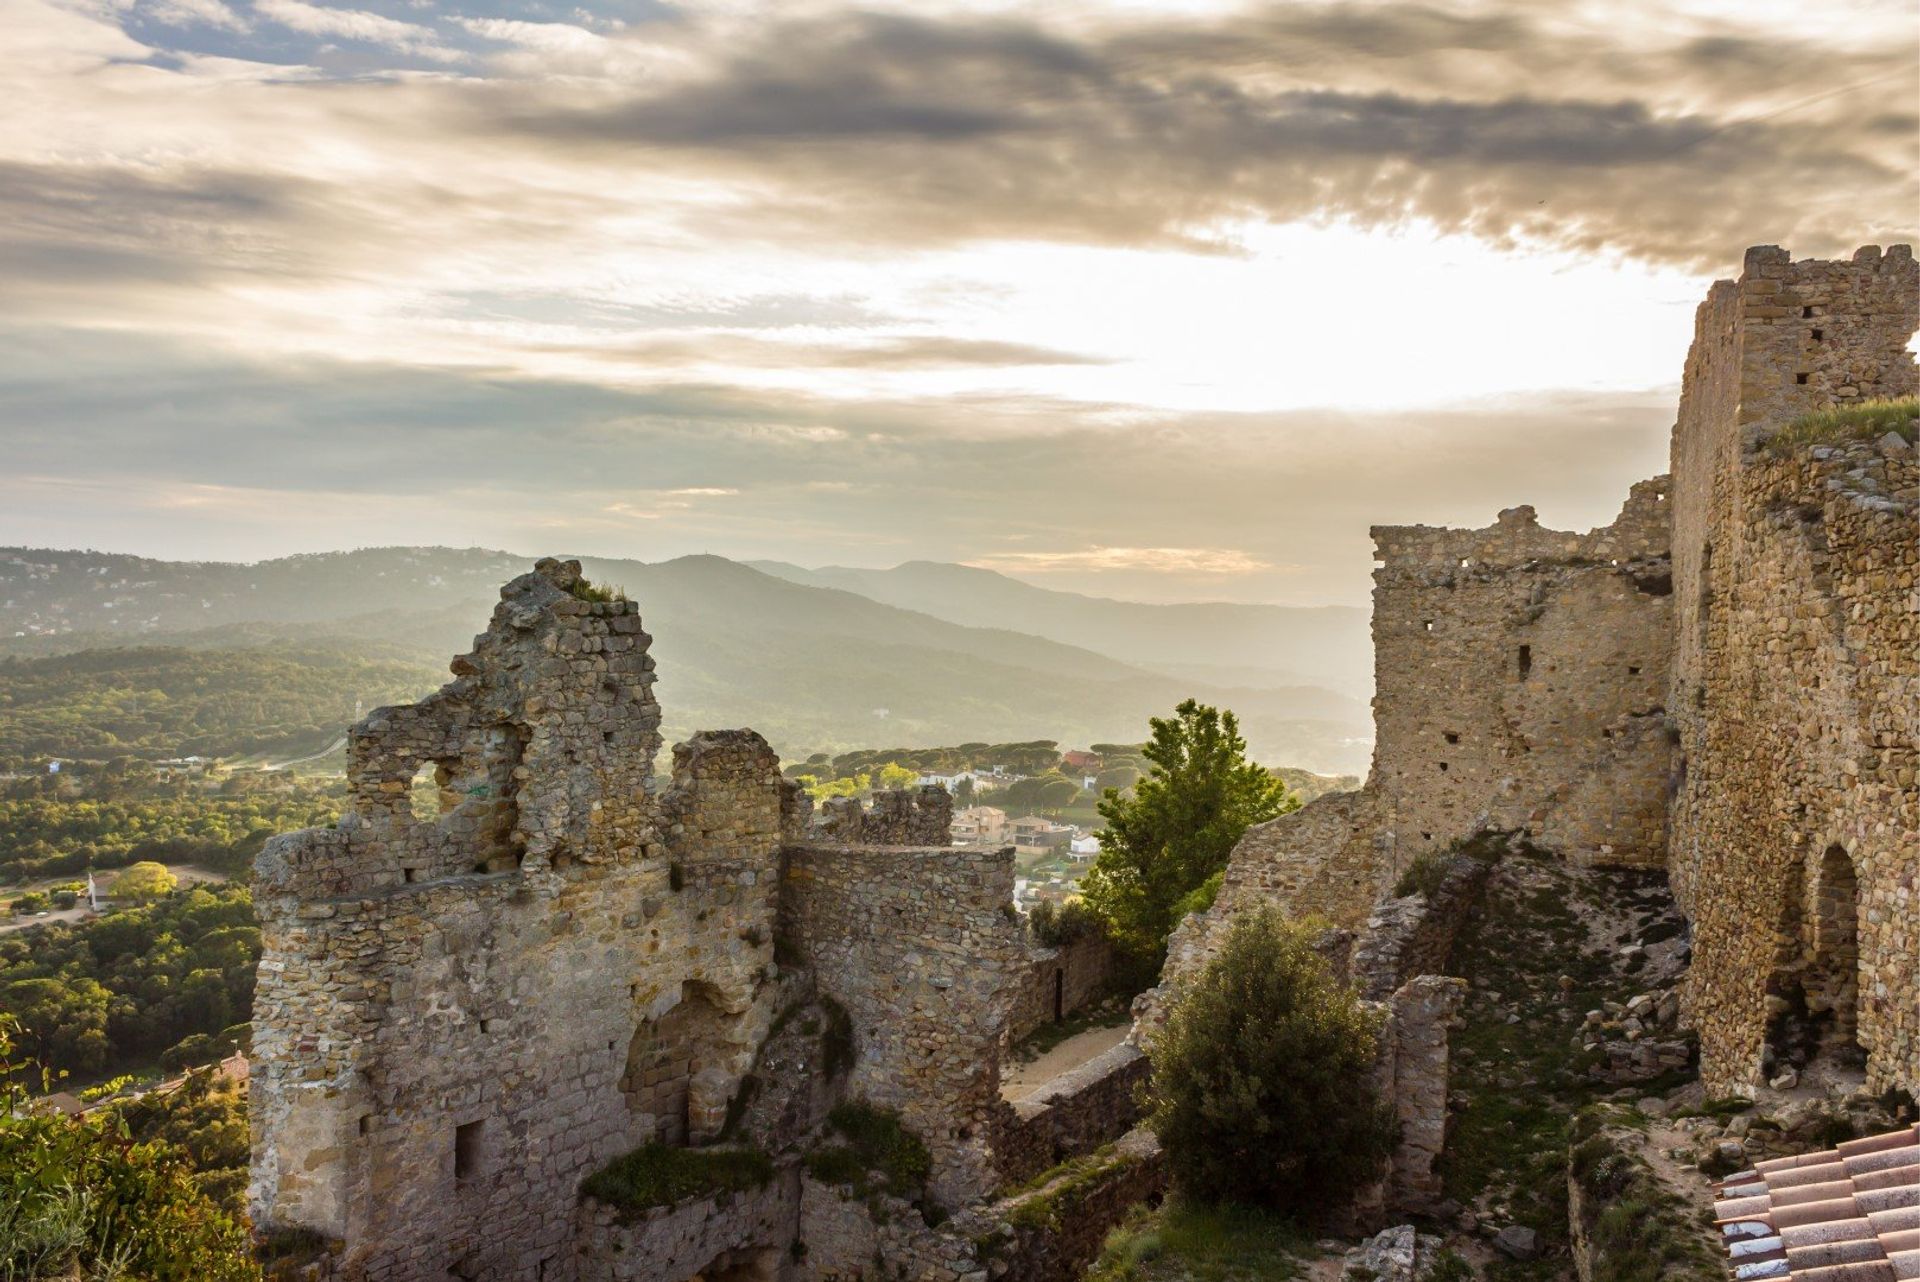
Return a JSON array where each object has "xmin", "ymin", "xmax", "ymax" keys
[
  {"xmin": 1029, "ymin": 899, "xmax": 1104, "ymax": 948},
  {"xmin": 580, "ymin": 1143, "xmax": 773, "ymax": 1214},
  {"xmin": 804, "ymin": 1101, "xmax": 930, "ymax": 1201},
  {"xmin": 1146, "ymin": 907, "xmax": 1394, "ymax": 1214},
  {"xmin": 1393, "ymin": 854, "xmax": 1450, "ymax": 899}
]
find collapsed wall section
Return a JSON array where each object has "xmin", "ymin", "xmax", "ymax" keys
[
  {"xmin": 1665, "ymin": 244, "xmax": 1920, "ymax": 1097},
  {"xmin": 778, "ymin": 842, "xmax": 1029, "ymax": 1206},
  {"xmin": 249, "ymin": 561, "xmax": 789, "ymax": 1282}
]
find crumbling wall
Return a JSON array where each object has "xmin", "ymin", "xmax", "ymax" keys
[
  {"xmin": 1368, "ymin": 481, "xmax": 1674, "ymax": 879},
  {"xmin": 813, "ymin": 788, "xmax": 952, "ymax": 846},
  {"xmin": 1667, "ymin": 244, "xmax": 1919, "ymax": 1097},
  {"xmin": 1005, "ymin": 932, "xmax": 1115, "ymax": 1045},
  {"xmin": 574, "ymin": 1168, "xmax": 802, "ymax": 1282},
  {"xmin": 778, "ymin": 842, "xmax": 1028, "ymax": 1206},
  {"xmin": 990, "ymin": 1042, "xmax": 1150, "ymax": 1188},
  {"xmin": 250, "ymin": 561, "xmax": 788, "ymax": 1282}
]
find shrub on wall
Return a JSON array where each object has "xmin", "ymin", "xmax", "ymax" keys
[{"xmin": 1145, "ymin": 906, "xmax": 1393, "ymax": 1214}]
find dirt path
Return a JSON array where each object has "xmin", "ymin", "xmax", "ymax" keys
[{"xmin": 1001, "ymin": 1022, "xmax": 1130, "ymax": 1101}]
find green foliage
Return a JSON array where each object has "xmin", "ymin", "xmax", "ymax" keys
[
  {"xmin": 0, "ymin": 1016, "xmax": 257, "ymax": 1281},
  {"xmin": 1170, "ymin": 870, "xmax": 1222, "ymax": 920},
  {"xmin": 1027, "ymin": 898, "xmax": 1104, "ymax": 949},
  {"xmin": 9, "ymin": 891, "xmax": 50, "ymax": 916},
  {"xmin": 1081, "ymin": 701, "xmax": 1296, "ymax": 960},
  {"xmin": 0, "ymin": 884, "xmax": 259, "ymax": 1082},
  {"xmin": 804, "ymin": 1102, "xmax": 930, "ymax": 1202},
  {"xmin": 0, "ymin": 779, "xmax": 344, "ymax": 881},
  {"xmin": 1393, "ymin": 853, "xmax": 1451, "ymax": 899},
  {"xmin": 1085, "ymin": 1200, "xmax": 1308, "ymax": 1282},
  {"xmin": 580, "ymin": 1144, "xmax": 774, "ymax": 1215},
  {"xmin": 113, "ymin": 1064, "xmax": 251, "ymax": 1218},
  {"xmin": 112, "ymin": 861, "xmax": 177, "ymax": 903},
  {"xmin": 0, "ymin": 645, "xmax": 437, "ymax": 770},
  {"xmin": 1762, "ymin": 396, "xmax": 1917, "ymax": 453},
  {"xmin": 1147, "ymin": 907, "xmax": 1393, "ymax": 1213},
  {"xmin": 567, "ymin": 577, "xmax": 626, "ymax": 604}
]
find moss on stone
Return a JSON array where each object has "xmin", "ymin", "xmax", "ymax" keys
[
  {"xmin": 580, "ymin": 1143, "xmax": 773, "ymax": 1215},
  {"xmin": 804, "ymin": 1101, "xmax": 929, "ymax": 1201}
]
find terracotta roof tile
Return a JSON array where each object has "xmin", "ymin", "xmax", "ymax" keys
[{"xmin": 1717, "ymin": 1126, "xmax": 1920, "ymax": 1280}]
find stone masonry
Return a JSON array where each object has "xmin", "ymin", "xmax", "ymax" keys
[
  {"xmin": 1666, "ymin": 244, "xmax": 1920, "ymax": 1095},
  {"xmin": 250, "ymin": 559, "xmax": 1026, "ymax": 1281}
]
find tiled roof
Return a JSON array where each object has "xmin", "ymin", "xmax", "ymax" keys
[{"xmin": 1714, "ymin": 1123, "xmax": 1920, "ymax": 1281}]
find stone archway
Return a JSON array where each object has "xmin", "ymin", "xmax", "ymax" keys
[
  {"xmin": 1805, "ymin": 844, "xmax": 1863, "ymax": 1067},
  {"xmin": 622, "ymin": 981, "xmax": 732, "ymax": 1146}
]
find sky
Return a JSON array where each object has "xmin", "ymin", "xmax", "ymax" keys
[{"xmin": 1, "ymin": 0, "xmax": 1914, "ymax": 605}]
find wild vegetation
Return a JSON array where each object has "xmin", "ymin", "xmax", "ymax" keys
[
  {"xmin": 1081, "ymin": 701, "xmax": 1297, "ymax": 960},
  {"xmin": 0, "ymin": 883, "xmax": 258, "ymax": 1082},
  {"xmin": 0, "ymin": 1015, "xmax": 258, "ymax": 1281},
  {"xmin": 581, "ymin": 1144, "xmax": 775, "ymax": 1217},
  {"xmin": 0, "ymin": 774, "xmax": 343, "ymax": 882},
  {"xmin": 0, "ymin": 645, "xmax": 437, "ymax": 769},
  {"xmin": 1762, "ymin": 395, "xmax": 1917, "ymax": 453},
  {"xmin": 1146, "ymin": 906, "xmax": 1393, "ymax": 1213}
]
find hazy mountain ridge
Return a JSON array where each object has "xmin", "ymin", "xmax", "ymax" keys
[
  {"xmin": 1, "ymin": 547, "xmax": 1372, "ymax": 772},
  {"xmin": 748, "ymin": 559, "xmax": 1373, "ymax": 697}
]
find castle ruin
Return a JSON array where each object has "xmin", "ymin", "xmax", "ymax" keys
[{"xmin": 251, "ymin": 244, "xmax": 1918, "ymax": 1281}]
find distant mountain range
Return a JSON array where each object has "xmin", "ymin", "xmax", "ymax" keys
[{"xmin": 0, "ymin": 547, "xmax": 1374, "ymax": 773}]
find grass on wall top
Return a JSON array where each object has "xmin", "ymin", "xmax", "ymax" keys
[{"xmin": 1762, "ymin": 397, "xmax": 1918, "ymax": 454}]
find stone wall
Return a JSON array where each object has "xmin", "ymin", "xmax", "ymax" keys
[
  {"xmin": 574, "ymin": 1168, "xmax": 803, "ymax": 1282},
  {"xmin": 1666, "ymin": 244, "xmax": 1918, "ymax": 1097},
  {"xmin": 1349, "ymin": 855, "xmax": 1494, "ymax": 1001},
  {"xmin": 989, "ymin": 1128, "xmax": 1167, "ymax": 1282},
  {"xmin": 1005, "ymin": 932, "xmax": 1115, "ymax": 1046},
  {"xmin": 1368, "ymin": 481, "xmax": 1675, "ymax": 879},
  {"xmin": 777, "ymin": 842, "xmax": 1029, "ymax": 1206},
  {"xmin": 814, "ymin": 788, "xmax": 953, "ymax": 846},
  {"xmin": 250, "ymin": 561, "xmax": 789, "ymax": 1282},
  {"xmin": 794, "ymin": 1179, "xmax": 982, "ymax": 1282},
  {"xmin": 990, "ymin": 1042, "xmax": 1150, "ymax": 1188}
]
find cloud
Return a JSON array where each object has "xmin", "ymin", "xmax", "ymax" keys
[
  {"xmin": 252, "ymin": 0, "xmax": 458, "ymax": 60},
  {"xmin": 474, "ymin": 4, "xmax": 1916, "ymax": 266},
  {"xmin": 967, "ymin": 546, "xmax": 1279, "ymax": 575}
]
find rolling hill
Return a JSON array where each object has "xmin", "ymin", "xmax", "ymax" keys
[{"xmin": 1, "ymin": 547, "xmax": 1373, "ymax": 772}]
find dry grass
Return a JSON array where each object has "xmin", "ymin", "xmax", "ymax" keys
[{"xmin": 1762, "ymin": 397, "xmax": 1917, "ymax": 454}]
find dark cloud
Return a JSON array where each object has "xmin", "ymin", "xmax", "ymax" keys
[{"xmin": 480, "ymin": 5, "xmax": 1917, "ymax": 268}]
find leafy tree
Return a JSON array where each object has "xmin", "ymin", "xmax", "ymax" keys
[
  {"xmin": 1036, "ymin": 778, "xmax": 1082, "ymax": 811},
  {"xmin": 1146, "ymin": 907, "xmax": 1394, "ymax": 1213},
  {"xmin": 114, "ymin": 861, "xmax": 179, "ymax": 902},
  {"xmin": 875, "ymin": 762, "xmax": 918, "ymax": 791},
  {"xmin": 9, "ymin": 891, "xmax": 49, "ymax": 916},
  {"xmin": 1080, "ymin": 700, "xmax": 1297, "ymax": 958},
  {"xmin": 953, "ymin": 777, "xmax": 976, "ymax": 806}
]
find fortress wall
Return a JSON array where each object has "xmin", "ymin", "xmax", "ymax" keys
[
  {"xmin": 1005, "ymin": 931, "xmax": 1115, "ymax": 1046},
  {"xmin": 250, "ymin": 562, "xmax": 788, "ymax": 1282},
  {"xmin": 1667, "ymin": 244, "xmax": 1919, "ymax": 1095},
  {"xmin": 1367, "ymin": 480, "xmax": 1674, "ymax": 877},
  {"xmin": 778, "ymin": 842, "xmax": 1029, "ymax": 1205}
]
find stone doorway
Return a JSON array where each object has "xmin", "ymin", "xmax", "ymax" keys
[
  {"xmin": 622, "ymin": 981, "xmax": 730, "ymax": 1146},
  {"xmin": 1805, "ymin": 844, "xmax": 1863, "ymax": 1067}
]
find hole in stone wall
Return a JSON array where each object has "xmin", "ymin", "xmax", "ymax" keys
[
  {"xmin": 1438, "ymin": 762, "xmax": 1449, "ymax": 772},
  {"xmin": 622, "ymin": 982, "xmax": 731, "ymax": 1146},
  {"xmin": 454, "ymin": 1121, "xmax": 485, "ymax": 1182},
  {"xmin": 1795, "ymin": 372, "xmax": 1810, "ymax": 385},
  {"xmin": 1423, "ymin": 620, "xmax": 1434, "ymax": 633},
  {"xmin": 1811, "ymin": 328, "xmax": 1824, "ymax": 342},
  {"xmin": 359, "ymin": 1114, "xmax": 373, "ymax": 1136},
  {"xmin": 1517, "ymin": 645, "xmax": 1532, "ymax": 680},
  {"xmin": 409, "ymin": 761, "xmax": 454, "ymax": 823},
  {"xmin": 1421, "ymin": 832, "xmax": 1432, "ymax": 841},
  {"xmin": 1444, "ymin": 732, "xmax": 1459, "ymax": 745},
  {"xmin": 1627, "ymin": 665, "xmax": 1641, "ymax": 675},
  {"xmin": 1802, "ymin": 306, "xmax": 1815, "ymax": 318},
  {"xmin": 1458, "ymin": 558, "xmax": 1471, "ymax": 568}
]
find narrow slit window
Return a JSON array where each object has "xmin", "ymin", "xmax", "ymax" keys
[
  {"xmin": 455, "ymin": 1121, "xmax": 484, "ymax": 1182},
  {"xmin": 1517, "ymin": 645, "xmax": 1532, "ymax": 680}
]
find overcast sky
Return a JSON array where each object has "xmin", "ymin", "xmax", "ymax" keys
[{"xmin": 2, "ymin": 0, "xmax": 1914, "ymax": 604}]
